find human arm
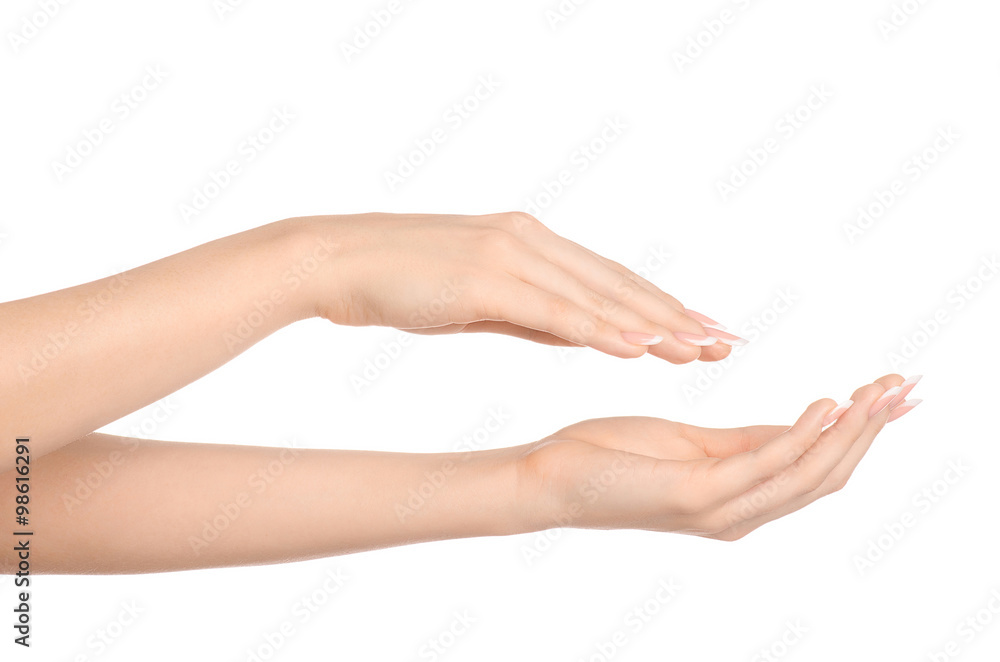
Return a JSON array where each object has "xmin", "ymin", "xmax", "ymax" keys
[
  {"xmin": 0, "ymin": 374, "xmax": 920, "ymax": 574},
  {"xmin": 1, "ymin": 212, "xmax": 737, "ymax": 473}
]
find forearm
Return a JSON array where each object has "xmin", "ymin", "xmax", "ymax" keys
[
  {"xmin": 0, "ymin": 433, "xmax": 531, "ymax": 574},
  {"xmin": 0, "ymin": 219, "xmax": 334, "ymax": 471}
]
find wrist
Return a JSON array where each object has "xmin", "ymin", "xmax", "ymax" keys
[{"xmin": 266, "ymin": 216, "xmax": 348, "ymax": 323}]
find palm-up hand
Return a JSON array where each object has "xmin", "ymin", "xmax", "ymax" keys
[{"xmin": 517, "ymin": 374, "xmax": 921, "ymax": 540}]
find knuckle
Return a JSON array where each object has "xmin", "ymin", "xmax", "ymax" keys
[
  {"xmin": 502, "ymin": 211, "xmax": 541, "ymax": 233},
  {"xmin": 547, "ymin": 295, "xmax": 577, "ymax": 319},
  {"xmin": 802, "ymin": 473, "xmax": 826, "ymax": 494}
]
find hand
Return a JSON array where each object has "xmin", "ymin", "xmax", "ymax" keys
[
  {"xmin": 515, "ymin": 373, "xmax": 923, "ymax": 540},
  {"xmin": 295, "ymin": 212, "xmax": 744, "ymax": 363}
]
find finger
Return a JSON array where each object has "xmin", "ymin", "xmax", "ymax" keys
[
  {"xmin": 714, "ymin": 381, "xmax": 890, "ymax": 531},
  {"xmin": 578, "ymin": 246, "xmax": 743, "ymax": 363},
  {"xmin": 814, "ymin": 373, "xmax": 904, "ymax": 490},
  {"xmin": 705, "ymin": 398, "xmax": 837, "ymax": 498},
  {"xmin": 481, "ymin": 276, "xmax": 653, "ymax": 359},
  {"xmin": 515, "ymin": 231, "xmax": 740, "ymax": 360},
  {"xmin": 451, "ymin": 320, "xmax": 580, "ymax": 347},
  {"xmin": 679, "ymin": 424, "xmax": 792, "ymax": 458},
  {"xmin": 706, "ymin": 376, "xmax": 913, "ymax": 540},
  {"xmin": 692, "ymin": 338, "xmax": 733, "ymax": 363},
  {"xmin": 504, "ymin": 249, "xmax": 710, "ymax": 364}
]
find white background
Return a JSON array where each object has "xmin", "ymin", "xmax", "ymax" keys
[{"xmin": 2, "ymin": 0, "xmax": 999, "ymax": 660}]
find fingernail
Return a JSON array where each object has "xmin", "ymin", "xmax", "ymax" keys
[
  {"xmin": 621, "ymin": 332, "xmax": 663, "ymax": 346},
  {"xmin": 684, "ymin": 309, "xmax": 723, "ymax": 328},
  {"xmin": 887, "ymin": 399, "xmax": 922, "ymax": 423},
  {"xmin": 870, "ymin": 386, "xmax": 903, "ymax": 417},
  {"xmin": 822, "ymin": 400, "xmax": 854, "ymax": 427},
  {"xmin": 674, "ymin": 331, "xmax": 718, "ymax": 347},
  {"xmin": 704, "ymin": 327, "xmax": 748, "ymax": 347},
  {"xmin": 889, "ymin": 375, "xmax": 922, "ymax": 409}
]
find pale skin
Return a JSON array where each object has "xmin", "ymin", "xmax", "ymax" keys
[{"xmin": 0, "ymin": 213, "xmax": 921, "ymax": 574}]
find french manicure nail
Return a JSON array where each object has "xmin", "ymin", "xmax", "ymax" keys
[
  {"xmin": 822, "ymin": 400, "xmax": 854, "ymax": 427},
  {"xmin": 889, "ymin": 375, "xmax": 922, "ymax": 409},
  {"xmin": 870, "ymin": 386, "xmax": 903, "ymax": 417},
  {"xmin": 704, "ymin": 327, "xmax": 748, "ymax": 347},
  {"xmin": 674, "ymin": 331, "xmax": 718, "ymax": 347},
  {"xmin": 887, "ymin": 399, "xmax": 922, "ymax": 423},
  {"xmin": 621, "ymin": 332, "xmax": 663, "ymax": 346},
  {"xmin": 684, "ymin": 309, "xmax": 722, "ymax": 327}
]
